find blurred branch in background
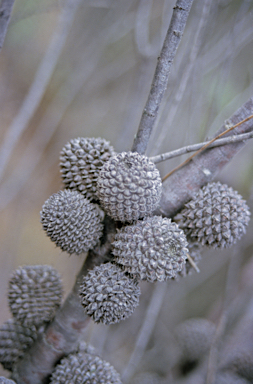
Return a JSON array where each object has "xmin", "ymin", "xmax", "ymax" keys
[
  {"xmin": 122, "ymin": 283, "xmax": 167, "ymax": 383},
  {"xmin": 0, "ymin": 0, "xmax": 15, "ymax": 52},
  {"xmin": 0, "ymin": 7, "xmax": 136, "ymax": 212},
  {"xmin": 132, "ymin": 0, "xmax": 194, "ymax": 154},
  {"xmin": 0, "ymin": 0, "xmax": 82, "ymax": 183},
  {"xmin": 151, "ymin": 0, "xmax": 212, "ymax": 155}
]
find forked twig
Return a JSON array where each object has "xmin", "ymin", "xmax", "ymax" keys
[
  {"xmin": 162, "ymin": 113, "xmax": 253, "ymax": 182},
  {"xmin": 150, "ymin": 130, "xmax": 253, "ymax": 164}
]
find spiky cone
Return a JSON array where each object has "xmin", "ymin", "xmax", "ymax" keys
[
  {"xmin": 174, "ymin": 182, "xmax": 251, "ymax": 249},
  {"xmin": 50, "ymin": 352, "xmax": 122, "ymax": 384},
  {"xmin": 0, "ymin": 378, "xmax": 17, "ymax": 384},
  {"xmin": 60, "ymin": 137, "xmax": 115, "ymax": 200},
  {"xmin": 175, "ymin": 318, "xmax": 216, "ymax": 365},
  {"xmin": 112, "ymin": 216, "xmax": 188, "ymax": 282},
  {"xmin": 8, "ymin": 265, "xmax": 63, "ymax": 327},
  {"xmin": 79, "ymin": 262, "xmax": 140, "ymax": 325},
  {"xmin": 96, "ymin": 152, "xmax": 162, "ymax": 222},
  {"xmin": 0, "ymin": 319, "xmax": 37, "ymax": 371},
  {"xmin": 40, "ymin": 190, "xmax": 104, "ymax": 255}
]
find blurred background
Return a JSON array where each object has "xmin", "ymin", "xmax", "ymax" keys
[{"xmin": 0, "ymin": 0, "xmax": 253, "ymax": 382}]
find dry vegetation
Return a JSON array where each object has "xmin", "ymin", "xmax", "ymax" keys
[{"xmin": 0, "ymin": 0, "xmax": 253, "ymax": 382}]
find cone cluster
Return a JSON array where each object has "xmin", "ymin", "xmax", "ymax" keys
[
  {"xmin": 60, "ymin": 137, "xmax": 115, "ymax": 200},
  {"xmin": 175, "ymin": 182, "xmax": 251, "ymax": 248},
  {"xmin": 97, "ymin": 152, "xmax": 162, "ymax": 222},
  {"xmin": 79, "ymin": 262, "xmax": 140, "ymax": 325},
  {"xmin": 112, "ymin": 216, "xmax": 188, "ymax": 282},
  {"xmin": 0, "ymin": 319, "xmax": 37, "ymax": 371},
  {"xmin": 40, "ymin": 190, "xmax": 104, "ymax": 255},
  {"xmin": 50, "ymin": 351, "xmax": 122, "ymax": 384},
  {"xmin": 8, "ymin": 265, "xmax": 63, "ymax": 326}
]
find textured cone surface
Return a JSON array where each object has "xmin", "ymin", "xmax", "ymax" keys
[
  {"xmin": 8, "ymin": 265, "xmax": 63, "ymax": 326},
  {"xmin": 60, "ymin": 137, "xmax": 115, "ymax": 200},
  {"xmin": 174, "ymin": 182, "xmax": 251, "ymax": 248},
  {"xmin": 79, "ymin": 262, "xmax": 140, "ymax": 325},
  {"xmin": 97, "ymin": 152, "xmax": 162, "ymax": 222},
  {"xmin": 0, "ymin": 319, "xmax": 37, "ymax": 371},
  {"xmin": 50, "ymin": 352, "xmax": 122, "ymax": 384},
  {"xmin": 175, "ymin": 318, "xmax": 215, "ymax": 362},
  {"xmin": 40, "ymin": 190, "xmax": 104, "ymax": 254},
  {"xmin": 112, "ymin": 216, "xmax": 188, "ymax": 282},
  {"xmin": 0, "ymin": 378, "xmax": 17, "ymax": 384}
]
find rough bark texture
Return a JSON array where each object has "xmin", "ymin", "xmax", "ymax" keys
[
  {"xmin": 155, "ymin": 97, "xmax": 253, "ymax": 218},
  {"xmin": 131, "ymin": 0, "xmax": 194, "ymax": 154}
]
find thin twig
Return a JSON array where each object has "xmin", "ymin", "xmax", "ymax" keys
[
  {"xmin": 0, "ymin": 0, "xmax": 82, "ymax": 183},
  {"xmin": 186, "ymin": 253, "xmax": 200, "ymax": 273},
  {"xmin": 121, "ymin": 283, "xmax": 167, "ymax": 383},
  {"xmin": 150, "ymin": 130, "xmax": 253, "ymax": 164},
  {"xmin": 0, "ymin": 0, "xmax": 15, "ymax": 52},
  {"xmin": 131, "ymin": 0, "xmax": 194, "ymax": 154},
  {"xmin": 162, "ymin": 113, "xmax": 253, "ymax": 181}
]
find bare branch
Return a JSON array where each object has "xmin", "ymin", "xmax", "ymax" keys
[
  {"xmin": 150, "ymin": 130, "xmax": 253, "ymax": 164},
  {"xmin": 0, "ymin": 0, "xmax": 15, "ymax": 52},
  {"xmin": 155, "ymin": 97, "xmax": 253, "ymax": 218},
  {"xmin": 0, "ymin": 0, "xmax": 81, "ymax": 183},
  {"xmin": 131, "ymin": 0, "xmax": 194, "ymax": 154}
]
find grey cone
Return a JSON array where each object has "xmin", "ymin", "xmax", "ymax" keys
[
  {"xmin": 112, "ymin": 216, "xmax": 188, "ymax": 282},
  {"xmin": 50, "ymin": 352, "xmax": 122, "ymax": 384},
  {"xmin": 0, "ymin": 319, "xmax": 37, "ymax": 371},
  {"xmin": 174, "ymin": 182, "xmax": 251, "ymax": 248},
  {"xmin": 40, "ymin": 189, "xmax": 104, "ymax": 254},
  {"xmin": 97, "ymin": 152, "xmax": 162, "ymax": 222},
  {"xmin": 60, "ymin": 137, "xmax": 115, "ymax": 200},
  {"xmin": 79, "ymin": 262, "xmax": 140, "ymax": 325},
  {"xmin": 8, "ymin": 265, "xmax": 63, "ymax": 326}
]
